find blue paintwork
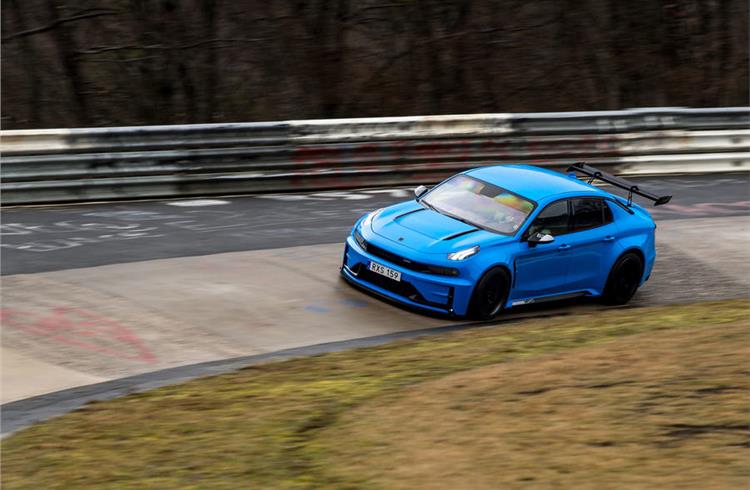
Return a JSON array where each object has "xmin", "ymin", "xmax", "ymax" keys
[{"xmin": 341, "ymin": 164, "xmax": 658, "ymax": 317}]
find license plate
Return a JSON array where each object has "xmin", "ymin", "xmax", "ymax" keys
[{"xmin": 369, "ymin": 261, "xmax": 401, "ymax": 282}]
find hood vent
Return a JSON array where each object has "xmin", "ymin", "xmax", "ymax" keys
[
  {"xmin": 394, "ymin": 207, "xmax": 425, "ymax": 220},
  {"xmin": 442, "ymin": 228, "xmax": 480, "ymax": 241}
]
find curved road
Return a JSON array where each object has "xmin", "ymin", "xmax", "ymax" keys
[
  {"xmin": 2, "ymin": 174, "xmax": 748, "ymax": 433},
  {"xmin": 3, "ymin": 174, "xmax": 748, "ymax": 275}
]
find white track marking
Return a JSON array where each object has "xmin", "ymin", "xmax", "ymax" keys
[{"xmin": 166, "ymin": 199, "xmax": 230, "ymax": 207}]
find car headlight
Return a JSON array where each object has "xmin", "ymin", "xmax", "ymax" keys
[
  {"xmin": 354, "ymin": 229, "xmax": 367, "ymax": 251},
  {"xmin": 447, "ymin": 245, "xmax": 479, "ymax": 261},
  {"xmin": 362, "ymin": 208, "xmax": 382, "ymax": 229}
]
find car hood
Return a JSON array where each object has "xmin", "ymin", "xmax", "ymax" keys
[{"xmin": 370, "ymin": 201, "xmax": 512, "ymax": 254}]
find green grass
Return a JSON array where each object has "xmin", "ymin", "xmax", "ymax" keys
[{"xmin": 2, "ymin": 299, "xmax": 748, "ymax": 489}]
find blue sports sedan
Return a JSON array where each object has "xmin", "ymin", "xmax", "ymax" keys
[{"xmin": 341, "ymin": 163, "xmax": 671, "ymax": 319}]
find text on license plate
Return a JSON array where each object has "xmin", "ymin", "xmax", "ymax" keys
[{"xmin": 369, "ymin": 261, "xmax": 401, "ymax": 281}]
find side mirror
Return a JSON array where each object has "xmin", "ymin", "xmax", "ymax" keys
[
  {"xmin": 414, "ymin": 185, "xmax": 429, "ymax": 198},
  {"xmin": 527, "ymin": 232, "xmax": 555, "ymax": 247}
]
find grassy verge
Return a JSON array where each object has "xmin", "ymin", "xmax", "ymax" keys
[{"xmin": 3, "ymin": 300, "xmax": 749, "ymax": 489}]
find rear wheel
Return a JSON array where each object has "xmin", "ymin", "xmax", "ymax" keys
[
  {"xmin": 468, "ymin": 268, "xmax": 510, "ymax": 320},
  {"xmin": 602, "ymin": 252, "xmax": 643, "ymax": 305}
]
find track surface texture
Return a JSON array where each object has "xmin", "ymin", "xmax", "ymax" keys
[
  {"xmin": 1, "ymin": 173, "xmax": 748, "ymax": 434},
  {"xmin": 2, "ymin": 175, "xmax": 748, "ymax": 275}
]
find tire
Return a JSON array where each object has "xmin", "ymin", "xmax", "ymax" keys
[
  {"xmin": 468, "ymin": 268, "xmax": 510, "ymax": 320},
  {"xmin": 602, "ymin": 252, "xmax": 644, "ymax": 305}
]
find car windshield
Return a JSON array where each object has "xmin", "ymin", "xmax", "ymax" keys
[{"xmin": 421, "ymin": 174, "xmax": 535, "ymax": 235}]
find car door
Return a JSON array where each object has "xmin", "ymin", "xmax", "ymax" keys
[
  {"xmin": 563, "ymin": 198, "xmax": 618, "ymax": 292},
  {"xmin": 512, "ymin": 199, "xmax": 573, "ymax": 300}
]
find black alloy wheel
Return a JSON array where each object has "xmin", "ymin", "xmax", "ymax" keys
[
  {"xmin": 603, "ymin": 253, "xmax": 643, "ymax": 305},
  {"xmin": 468, "ymin": 268, "xmax": 510, "ymax": 320}
]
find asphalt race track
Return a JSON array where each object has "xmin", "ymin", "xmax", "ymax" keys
[
  {"xmin": 3, "ymin": 175, "xmax": 749, "ymax": 275},
  {"xmin": 1, "ymin": 173, "xmax": 749, "ymax": 434}
]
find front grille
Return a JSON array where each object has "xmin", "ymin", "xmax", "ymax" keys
[
  {"xmin": 367, "ymin": 242, "xmax": 415, "ymax": 268},
  {"xmin": 362, "ymin": 239, "xmax": 458, "ymax": 277},
  {"xmin": 357, "ymin": 266, "xmax": 418, "ymax": 297},
  {"xmin": 351, "ymin": 264, "xmax": 451, "ymax": 309}
]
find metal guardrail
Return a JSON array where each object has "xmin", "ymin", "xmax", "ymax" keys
[{"xmin": 1, "ymin": 107, "xmax": 748, "ymax": 204}]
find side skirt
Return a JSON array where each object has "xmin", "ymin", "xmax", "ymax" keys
[{"xmin": 509, "ymin": 291, "xmax": 590, "ymax": 307}]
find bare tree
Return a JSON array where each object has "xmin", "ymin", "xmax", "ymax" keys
[{"xmin": 1, "ymin": 0, "xmax": 747, "ymax": 129}]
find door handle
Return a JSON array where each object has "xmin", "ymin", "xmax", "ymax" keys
[
  {"xmin": 557, "ymin": 244, "xmax": 571, "ymax": 251},
  {"xmin": 603, "ymin": 235, "xmax": 615, "ymax": 242}
]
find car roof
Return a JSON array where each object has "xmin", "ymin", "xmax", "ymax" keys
[{"xmin": 466, "ymin": 164, "xmax": 608, "ymax": 202}]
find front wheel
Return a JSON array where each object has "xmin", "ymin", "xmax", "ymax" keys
[
  {"xmin": 468, "ymin": 268, "xmax": 510, "ymax": 320},
  {"xmin": 602, "ymin": 252, "xmax": 644, "ymax": 305}
]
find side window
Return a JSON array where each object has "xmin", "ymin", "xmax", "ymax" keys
[
  {"xmin": 603, "ymin": 200, "xmax": 614, "ymax": 224},
  {"xmin": 525, "ymin": 200, "xmax": 570, "ymax": 238},
  {"xmin": 571, "ymin": 198, "xmax": 609, "ymax": 232}
]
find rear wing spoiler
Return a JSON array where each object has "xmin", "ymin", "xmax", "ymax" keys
[{"xmin": 566, "ymin": 162, "xmax": 672, "ymax": 206}]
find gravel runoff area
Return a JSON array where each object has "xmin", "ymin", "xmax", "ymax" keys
[{"xmin": 2, "ymin": 300, "xmax": 748, "ymax": 489}]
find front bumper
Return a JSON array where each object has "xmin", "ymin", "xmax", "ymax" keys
[{"xmin": 341, "ymin": 235, "xmax": 474, "ymax": 316}]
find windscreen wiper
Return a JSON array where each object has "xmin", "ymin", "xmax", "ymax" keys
[
  {"xmin": 442, "ymin": 211, "xmax": 492, "ymax": 233},
  {"xmin": 419, "ymin": 199, "xmax": 438, "ymax": 213},
  {"xmin": 421, "ymin": 199, "xmax": 490, "ymax": 233}
]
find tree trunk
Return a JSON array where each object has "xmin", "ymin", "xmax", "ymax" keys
[
  {"xmin": 200, "ymin": 0, "xmax": 219, "ymax": 122},
  {"xmin": 8, "ymin": 0, "xmax": 42, "ymax": 126},
  {"xmin": 45, "ymin": 0, "xmax": 89, "ymax": 125}
]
